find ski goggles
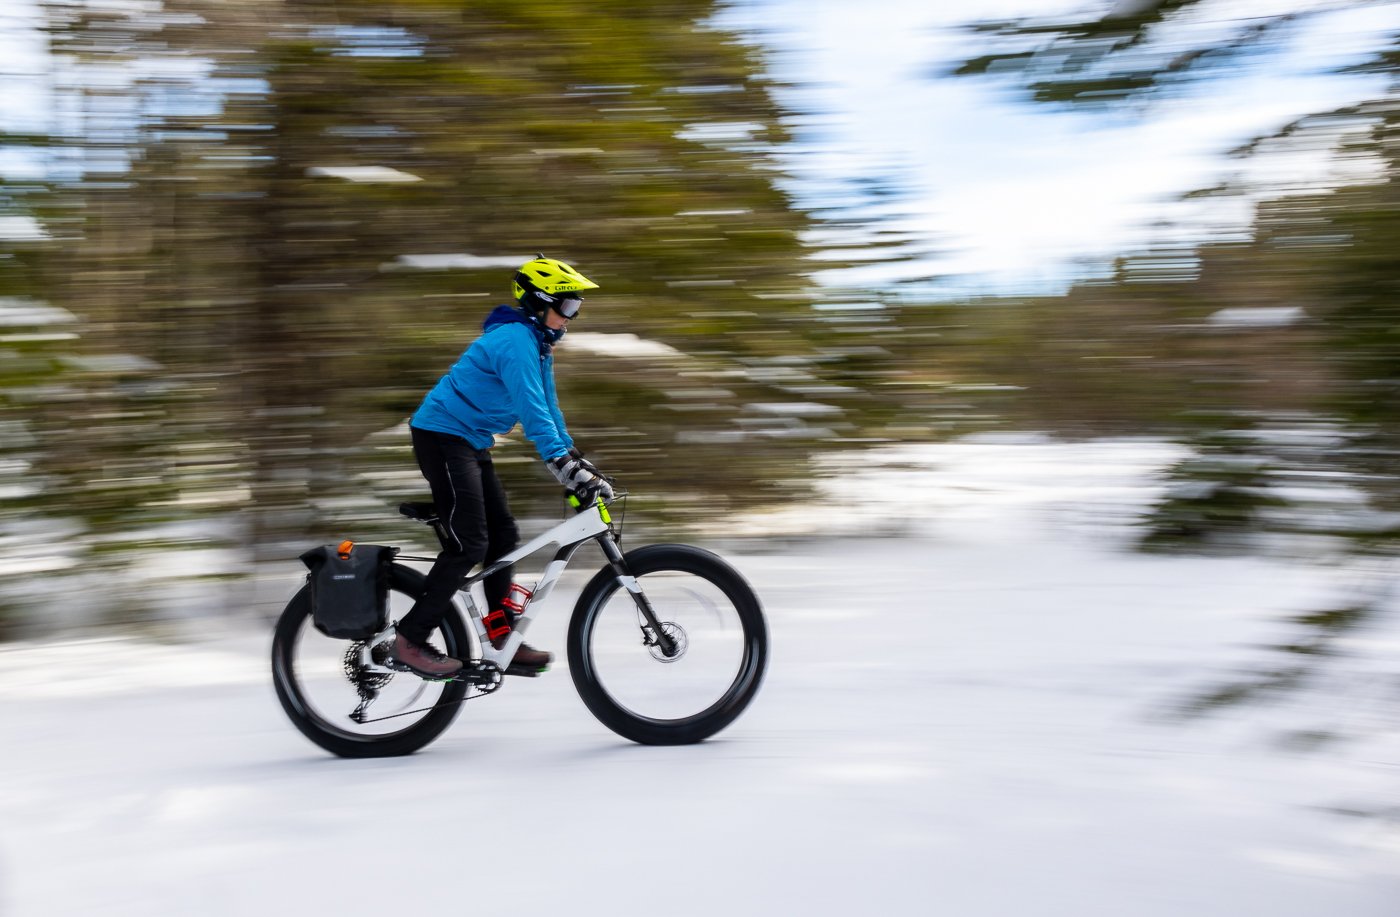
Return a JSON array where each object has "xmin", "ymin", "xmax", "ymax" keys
[{"xmin": 553, "ymin": 296, "xmax": 583, "ymax": 319}]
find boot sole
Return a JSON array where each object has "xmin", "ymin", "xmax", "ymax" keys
[
  {"xmin": 396, "ymin": 658, "xmax": 543, "ymax": 679},
  {"xmin": 386, "ymin": 658, "xmax": 465, "ymax": 681}
]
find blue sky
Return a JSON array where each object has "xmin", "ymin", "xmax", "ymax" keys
[
  {"xmin": 4, "ymin": 0, "xmax": 1399, "ymax": 295},
  {"xmin": 0, "ymin": 0, "xmax": 46, "ymax": 175},
  {"xmin": 719, "ymin": 0, "xmax": 1400, "ymax": 297}
]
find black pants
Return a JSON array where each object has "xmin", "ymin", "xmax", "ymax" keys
[{"xmin": 397, "ymin": 427, "xmax": 520, "ymax": 646}]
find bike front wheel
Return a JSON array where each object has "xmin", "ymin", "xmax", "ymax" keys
[
  {"xmin": 271, "ymin": 563, "xmax": 473, "ymax": 758},
  {"xmin": 568, "ymin": 544, "xmax": 768, "ymax": 745}
]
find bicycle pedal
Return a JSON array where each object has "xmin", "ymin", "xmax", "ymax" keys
[{"xmin": 505, "ymin": 663, "xmax": 547, "ymax": 678}]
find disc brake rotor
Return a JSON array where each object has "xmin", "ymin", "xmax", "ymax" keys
[{"xmin": 647, "ymin": 622, "xmax": 688, "ymax": 663}]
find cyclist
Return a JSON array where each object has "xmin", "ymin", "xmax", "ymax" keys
[{"xmin": 388, "ymin": 255, "xmax": 614, "ymax": 679}]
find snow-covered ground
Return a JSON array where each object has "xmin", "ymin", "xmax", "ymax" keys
[{"xmin": 2, "ymin": 438, "xmax": 1398, "ymax": 916}]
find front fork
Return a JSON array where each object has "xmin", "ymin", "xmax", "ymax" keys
[{"xmin": 596, "ymin": 532, "xmax": 680, "ymax": 658}]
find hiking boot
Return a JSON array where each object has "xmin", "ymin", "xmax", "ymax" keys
[
  {"xmin": 491, "ymin": 633, "xmax": 552, "ymax": 674},
  {"xmin": 387, "ymin": 634, "xmax": 463, "ymax": 679}
]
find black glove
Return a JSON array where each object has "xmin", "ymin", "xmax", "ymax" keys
[
  {"xmin": 568, "ymin": 447, "xmax": 608, "ymax": 480},
  {"xmin": 548, "ymin": 454, "xmax": 615, "ymax": 501}
]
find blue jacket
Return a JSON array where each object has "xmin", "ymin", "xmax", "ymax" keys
[{"xmin": 411, "ymin": 306, "xmax": 574, "ymax": 461}]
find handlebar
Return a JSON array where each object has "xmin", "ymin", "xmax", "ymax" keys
[{"xmin": 566, "ymin": 490, "xmax": 624, "ymax": 522}]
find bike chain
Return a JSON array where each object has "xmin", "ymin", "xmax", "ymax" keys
[{"xmin": 348, "ymin": 660, "xmax": 503, "ymax": 725}]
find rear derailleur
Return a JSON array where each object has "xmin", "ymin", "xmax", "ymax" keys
[{"xmin": 344, "ymin": 644, "xmax": 503, "ymax": 724}]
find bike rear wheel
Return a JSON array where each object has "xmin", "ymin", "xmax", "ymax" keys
[
  {"xmin": 271, "ymin": 563, "xmax": 473, "ymax": 758},
  {"xmin": 568, "ymin": 544, "xmax": 768, "ymax": 745}
]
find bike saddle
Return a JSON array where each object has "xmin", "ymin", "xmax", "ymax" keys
[{"xmin": 398, "ymin": 501, "xmax": 439, "ymax": 523}]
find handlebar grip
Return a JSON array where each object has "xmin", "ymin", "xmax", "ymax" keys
[{"xmin": 566, "ymin": 492, "xmax": 614, "ymax": 522}]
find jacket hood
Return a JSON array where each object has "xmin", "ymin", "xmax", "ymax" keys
[
  {"xmin": 483, "ymin": 304, "xmax": 533, "ymax": 331},
  {"xmin": 483, "ymin": 304, "xmax": 563, "ymax": 351}
]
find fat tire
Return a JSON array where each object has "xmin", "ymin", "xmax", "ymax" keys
[
  {"xmin": 271, "ymin": 563, "xmax": 471, "ymax": 758},
  {"xmin": 568, "ymin": 544, "xmax": 768, "ymax": 745}
]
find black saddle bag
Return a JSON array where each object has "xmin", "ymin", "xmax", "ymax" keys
[{"xmin": 298, "ymin": 541, "xmax": 399, "ymax": 640}]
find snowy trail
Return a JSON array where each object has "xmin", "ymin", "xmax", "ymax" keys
[{"xmin": 3, "ymin": 440, "xmax": 1399, "ymax": 916}]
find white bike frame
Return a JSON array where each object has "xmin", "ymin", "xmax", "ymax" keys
[{"xmin": 359, "ymin": 497, "xmax": 665, "ymax": 675}]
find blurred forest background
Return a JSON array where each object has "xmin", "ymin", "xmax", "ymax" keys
[{"xmin": 2, "ymin": 0, "xmax": 1399, "ymax": 637}]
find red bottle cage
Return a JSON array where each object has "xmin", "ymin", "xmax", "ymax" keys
[
  {"xmin": 501, "ymin": 584, "xmax": 533, "ymax": 614},
  {"xmin": 483, "ymin": 609, "xmax": 511, "ymax": 641}
]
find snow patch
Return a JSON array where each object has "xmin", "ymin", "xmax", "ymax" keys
[
  {"xmin": 564, "ymin": 331, "xmax": 685, "ymax": 361},
  {"xmin": 1208, "ymin": 306, "xmax": 1306, "ymax": 328},
  {"xmin": 386, "ymin": 253, "xmax": 526, "ymax": 271},
  {"xmin": 306, "ymin": 165, "xmax": 422, "ymax": 183}
]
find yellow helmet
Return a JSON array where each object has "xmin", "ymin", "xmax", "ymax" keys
[{"xmin": 512, "ymin": 254, "xmax": 599, "ymax": 318}]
